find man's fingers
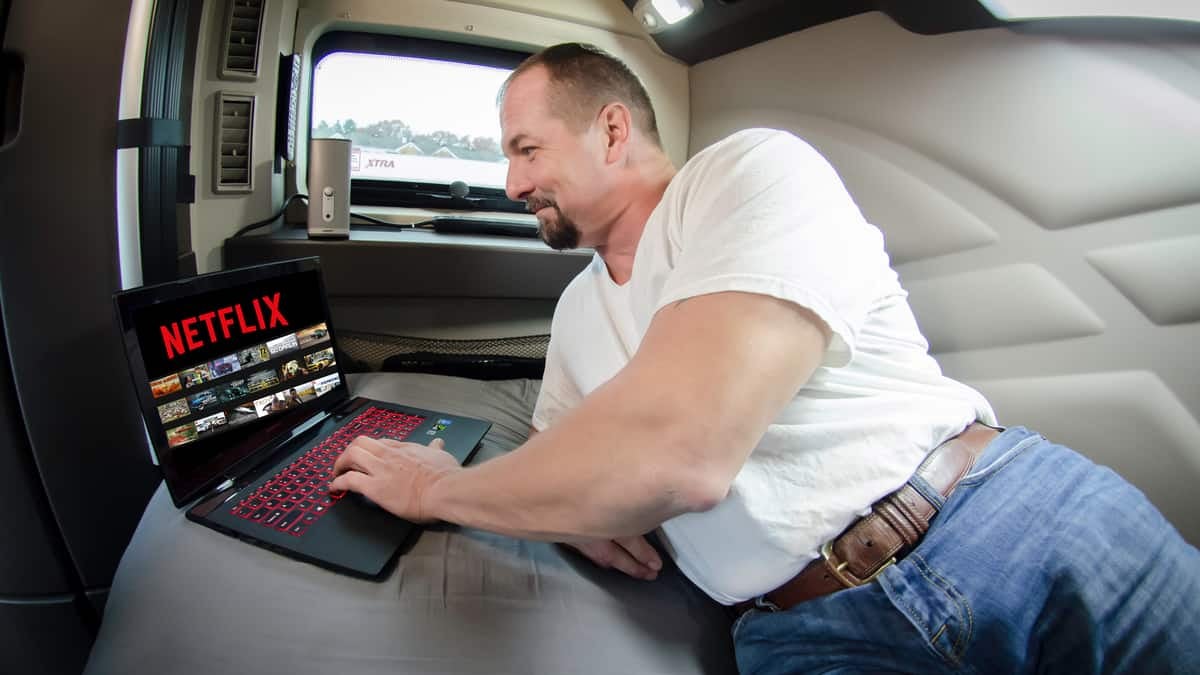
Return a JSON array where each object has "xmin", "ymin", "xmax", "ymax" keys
[
  {"xmin": 328, "ymin": 469, "xmax": 369, "ymax": 494},
  {"xmin": 575, "ymin": 541, "xmax": 658, "ymax": 581},
  {"xmin": 332, "ymin": 444, "xmax": 384, "ymax": 478},
  {"xmin": 375, "ymin": 437, "xmax": 449, "ymax": 453},
  {"xmin": 348, "ymin": 435, "xmax": 390, "ymax": 456},
  {"xmin": 614, "ymin": 535, "xmax": 662, "ymax": 572}
]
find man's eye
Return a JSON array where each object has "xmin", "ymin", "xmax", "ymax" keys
[{"xmin": 521, "ymin": 147, "xmax": 536, "ymax": 158}]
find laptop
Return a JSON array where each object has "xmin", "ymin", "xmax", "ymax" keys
[{"xmin": 113, "ymin": 257, "xmax": 490, "ymax": 579}]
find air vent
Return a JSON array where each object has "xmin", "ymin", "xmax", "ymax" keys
[
  {"xmin": 220, "ymin": 0, "xmax": 265, "ymax": 80},
  {"xmin": 213, "ymin": 92, "xmax": 255, "ymax": 193}
]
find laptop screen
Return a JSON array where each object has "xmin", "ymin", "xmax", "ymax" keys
[{"xmin": 115, "ymin": 258, "xmax": 350, "ymax": 505}]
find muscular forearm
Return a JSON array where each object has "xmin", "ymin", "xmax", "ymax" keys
[
  {"xmin": 406, "ymin": 293, "xmax": 827, "ymax": 543},
  {"xmin": 425, "ymin": 374, "xmax": 723, "ymax": 542}
]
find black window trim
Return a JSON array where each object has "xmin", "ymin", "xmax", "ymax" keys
[{"xmin": 309, "ymin": 31, "xmax": 532, "ymax": 213}]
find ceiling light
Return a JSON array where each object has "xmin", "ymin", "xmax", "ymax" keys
[{"xmin": 633, "ymin": 0, "xmax": 704, "ymax": 34}]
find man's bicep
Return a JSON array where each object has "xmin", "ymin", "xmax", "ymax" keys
[
  {"xmin": 620, "ymin": 291, "xmax": 830, "ymax": 481},
  {"xmin": 658, "ymin": 132, "xmax": 890, "ymax": 369}
]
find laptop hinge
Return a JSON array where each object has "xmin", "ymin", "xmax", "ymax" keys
[
  {"xmin": 190, "ymin": 476, "xmax": 241, "ymax": 517},
  {"xmin": 190, "ymin": 410, "xmax": 332, "ymax": 516},
  {"xmin": 332, "ymin": 396, "xmax": 368, "ymax": 420},
  {"xmin": 291, "ymin": 411, "xmax": 329, "ymax": 438}
]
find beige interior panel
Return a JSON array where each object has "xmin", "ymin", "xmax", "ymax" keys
[
  {"xmin": 189, "ymin": 0, "xmax": 300, "ymax": 273},
  {"xmin": 971, "ymin": 371, "xmax": 1200, "ymax": 544},
  {"xmin": 905, "ymin": 264, "xmax": 1104, "ymax": 352},
  {"xmin": 690, "ymin": 11, "xmax": 1200, "ymax": 542},
  {"xmin": 448, "ymin": 0, "xmax": 648, "ymax": 36},
  {"xmin": 690, "ymin": 13, "xmax": 1200, "ymax": 230},
  {"xmin": 1087, "ymin": 234, "xmax": 1200, "ymax": 326},
  {"xmin": 696, "ymin": 110, "xmax": 1001, "ymax": 265}
]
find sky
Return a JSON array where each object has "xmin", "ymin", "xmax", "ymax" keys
[{"xmin": 311, "ymin": 52, "xmax": 512, "ymax": 139}]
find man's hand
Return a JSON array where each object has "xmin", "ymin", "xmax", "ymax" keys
[
  {"xmin": 566, "ymin": 535, "xmax": 663, "ymax": 581},
  {"xmin": 329, "ymin": 436, "xmax": 461, "ymax": 522}
]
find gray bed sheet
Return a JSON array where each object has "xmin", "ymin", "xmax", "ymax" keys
[{"xmin": 85, "ymin": 373, "xmax": 737, "ymax": 675}]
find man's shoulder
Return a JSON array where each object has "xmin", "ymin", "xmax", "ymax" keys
[
  {"xmin": 660, "ymin": 128, "xmax": 833, "ymax": 215},
  {"xmin": 690, "ymin": 128, "xmax": 814, "ymax": 162},
  {"xmin": 676, "ymin": 128, "xmax": 825, "ymax": 188}
]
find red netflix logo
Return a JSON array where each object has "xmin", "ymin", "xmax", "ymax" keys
[{"xmin": 160, "ymin": 292, "xmax": 288, "ymax": 359}]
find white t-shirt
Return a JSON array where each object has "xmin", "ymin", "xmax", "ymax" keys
[{"xmin": 531, "ymin": 128, "xmax": 996, "ymax": 605}]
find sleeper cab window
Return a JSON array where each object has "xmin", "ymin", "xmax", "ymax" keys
[{"xmin": 309, "ymin": 32, "xmax": 530, "ymax": 212}]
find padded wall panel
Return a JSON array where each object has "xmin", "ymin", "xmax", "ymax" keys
[
  {"xmin": 905, "ymin": 264, "xmax": 1104, "ymax": 353},
  {"xmin": 690, "ymin": 12, "xmax": 1200, "ymax": 541},
  {"xmin": 697, "ymin": 110, "xmax": 999, "ymax": 265},
  {"xmin": 690, "ymin": 13, "xmax": 1200, "ymax": 231},
  {"xmin": 1086, "ymin": 235, "xmax": 1200, "ymax": 326},
  {"xmin": 970, "ymin": 371, "xmax": 1200, "ymax": 545}
]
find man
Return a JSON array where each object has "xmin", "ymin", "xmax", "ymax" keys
[{"xmin": 332, "ymin": 44, "xmax": 1199, "ymax": 672}]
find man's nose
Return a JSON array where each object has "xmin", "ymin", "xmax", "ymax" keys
[{"xmin": 505, "ymin": 163, "xmax": 531, "ymax": 202}]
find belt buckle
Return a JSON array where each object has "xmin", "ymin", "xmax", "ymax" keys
[{"xmin": 820, "ymin": 540, "xmax": 896, "ymax": 588}]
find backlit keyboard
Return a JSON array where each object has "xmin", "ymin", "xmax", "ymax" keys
[{"xmin": 229, "ymin": 406, "xmax": 426, "ymax": 536}]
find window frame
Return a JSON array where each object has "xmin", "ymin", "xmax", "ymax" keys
[{"xmin": 309, "ymin": 31, "xmax": 531, "ymax": 213}]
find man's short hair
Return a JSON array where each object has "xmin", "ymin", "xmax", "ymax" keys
[{"xmin": 502, "ymin": 43, "xmax": 662, "ymax": 147}]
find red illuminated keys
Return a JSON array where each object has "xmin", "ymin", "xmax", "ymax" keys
[{"xmin": 229, "ymin": 406, "xmax": 425, "ymax": 536}]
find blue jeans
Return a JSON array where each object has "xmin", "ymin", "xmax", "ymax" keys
[{"xmin": 732, "ymin": 427, "xmax": 1200, "ymax": 674}]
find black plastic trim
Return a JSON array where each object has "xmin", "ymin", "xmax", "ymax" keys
[
  {"xmin": 381, "ymin": 353, "xmax": 545, "ymax": 380},
  {"xmin": 0, "ymin": 593, "xmax": 77, "ymax": 605},
  {"xmin": 116, "ymin": 117, "xmax": 186, "ymax": 149},
  {"xmin": 0, "ymin": 600, "xmax": 92, "ymax": 674},
  {"xmin": 311, "ymin": 31, "xmax": 530, "ymax": 77},
  {"xmin": 274, "ymin": 52, "xmax": 302, "ymax": 172},
  {"xmin": 308, "ymin": 31, "xmax": 531, "ymax": 213},
  {"xmin": 351, "ymin": 179, "xmax": 526, "ymax": 213},
  {"xmin": 0, "ymin": 51, "xmax": 19, "ymax": 152},
  {"xmin": 0, "ymin": 299, "xmax": 98, "ymax": 634},
  {"xmin": 0, "ymin": 0, "xmax": 162, "ymax": 608},
  {"xmin": 0, "ymin": 0, "xmax": 11, "ymax": 43},
  {"xmin": 138, "ymin": 0, "xmax": 202, "ymax": 284}
]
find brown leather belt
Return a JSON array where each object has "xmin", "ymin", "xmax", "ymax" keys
[{"xmin": 732, "ymin": 422, "xmax": 998, "ymax": 618}]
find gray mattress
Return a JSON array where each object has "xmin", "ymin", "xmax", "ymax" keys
[{"xmin": 84, "ymin": 373, "xmax": 736, "ymax": 675}]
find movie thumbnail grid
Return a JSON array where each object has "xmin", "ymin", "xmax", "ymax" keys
[
  {"xmin": 165, "ymin": 373, "xmax": 341, "ymax": 449},
  {"xmin": 148, "ymin": 323, "xmax": 337, "ymax": 448}
]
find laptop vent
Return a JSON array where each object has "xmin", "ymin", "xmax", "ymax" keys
[
  {"xmin": 214, "ymin": 91, "xmax": 255, "ymax": 193},
  {"xmin": 220, "ymin": 0, "xmax": 265, "ymax": 81}
]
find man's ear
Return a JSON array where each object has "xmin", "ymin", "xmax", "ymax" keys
[{"xmin": 598, "ymin": 102, "xmax": 633, "ymax": 164}]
